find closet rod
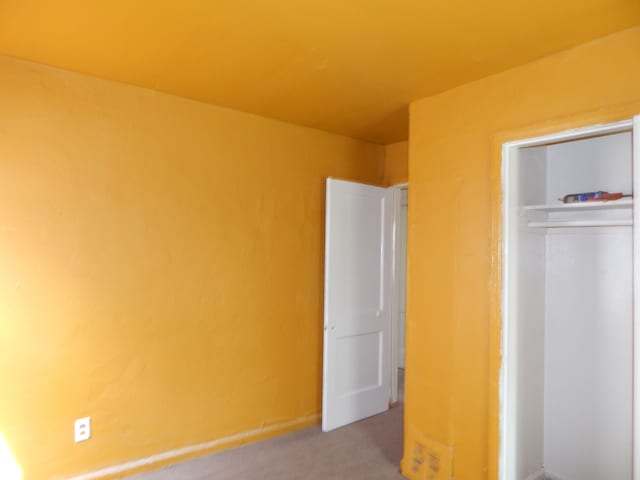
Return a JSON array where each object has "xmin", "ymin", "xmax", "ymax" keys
[{"xmin": 528, "ymin": 219, "xmax": 633, "ymax": 228}]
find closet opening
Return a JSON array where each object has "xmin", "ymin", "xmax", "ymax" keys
[{"xmin": 500, "ymin": 118, "xmax": 639, "ymax": 480}]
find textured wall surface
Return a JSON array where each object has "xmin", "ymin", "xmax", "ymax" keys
[
  {"xmin": 402, "ymin": 27, "xmax": 640, "ymax": 480},
  {"xmin": 0, "ymin": 56, "xmax": 384, "ymax": 479}
]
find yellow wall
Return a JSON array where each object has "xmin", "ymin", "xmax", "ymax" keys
[
  {"xmin": 383, "ymin": 141, "xmax": 408, "ymax": 186},
  {"xmin": 402, "ymin": 26, "xmax": 640, "ymax": 480},
  {"xmin": 0, "ymin": 56, "xmax": 385, "ymax": 480}
]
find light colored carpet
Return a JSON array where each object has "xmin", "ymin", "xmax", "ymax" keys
[{"xmin": 131, "ymin": 370, "xmax": 405, "ymax": 480}]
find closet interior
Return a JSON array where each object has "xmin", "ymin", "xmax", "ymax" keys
[{"xmin": 501, "ymin": 120, "xmax": 637, "ymax": 480}]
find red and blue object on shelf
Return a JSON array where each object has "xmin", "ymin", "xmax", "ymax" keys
[{"xmin": 562, "ymin": 191, "xmax": 628, "ymax": 203}]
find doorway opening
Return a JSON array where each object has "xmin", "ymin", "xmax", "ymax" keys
[
  {"xmin": 321, "ymin": 178, "xmax": 408, "ymax": 432},
  {"xmin": 391, "ymin": 184, "xmax": 408, "ymax": 406}
]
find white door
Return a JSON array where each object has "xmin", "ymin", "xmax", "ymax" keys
[{"xmin": 322, "ymin": 178, "xmax": 393, "ymax": 432}]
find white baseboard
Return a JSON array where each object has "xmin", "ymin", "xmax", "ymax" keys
[
  {"xmin": 524, "ymin": 468, "xmax": 546, "ymax": 480},
  {"xmin": 64, "ymin": 413, "xmax": 321, "ymax": 480},
  {"xmin": 545, "ymin": 471, "xmax": 569, "ymax": 480}
]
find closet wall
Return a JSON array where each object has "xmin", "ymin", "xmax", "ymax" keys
[
  {"xmin": 509, "ymin": 129, "xmax": 633, "ymax": 480},
  {"xmin": 543, "ymin": 132, "xmax": 633, "ymax": 479},
  {"xmin": 514, "ymin": 145, "xmax": 547, "ymax": 479}
]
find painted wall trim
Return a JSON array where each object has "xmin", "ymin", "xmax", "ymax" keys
[
  {"xmin": 64, "ymin": 413, "xmax": 321, "ymax": 480},
  {"xmin": 633, "ymin": 114, "xmax": 640, "ymax": 480}
]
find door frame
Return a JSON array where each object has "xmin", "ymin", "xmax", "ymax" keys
[
  {"xmin": 390, "ymin": 182, "xmax": 408, "ymax": 404},
  {"xmin": 499, "ymin": 118, "xmax": 637, "ymax": 480}
]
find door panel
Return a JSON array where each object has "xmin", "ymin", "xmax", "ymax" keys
[{"xmin": 322, "ymin": 178, "xmax": 392, "ymax": 432}]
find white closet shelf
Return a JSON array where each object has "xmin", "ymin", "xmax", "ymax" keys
[
  {"xmin": 528, "ymin": 219, "xmax": 633, "ymax": 228},
  {"xmin": 522, "ymin": 198, "xmax": 633, "ymax": 213},
  {"xmin": 523, "ymin": 198, "xmax": 633, "ymax": 228}
]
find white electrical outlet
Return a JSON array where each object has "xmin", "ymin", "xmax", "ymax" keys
[{"xmin": 74, "ymin": 417, "xmax": 91, "ymax": 443}]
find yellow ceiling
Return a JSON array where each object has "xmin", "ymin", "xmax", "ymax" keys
[{"xmin": 0, "ymin": 1, "xmax": 638, "ymax": 143}]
